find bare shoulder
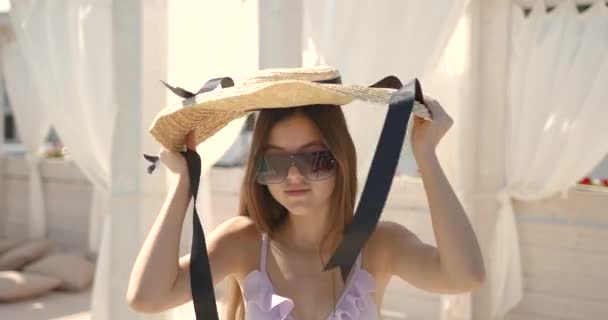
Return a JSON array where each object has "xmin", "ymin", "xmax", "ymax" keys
[
  {"xmin": 363, "ymin": 221, "xmax": 420, "ymax": 276},
  {"xmin": 372, "ymin": 220, "xmax": 423, "ymax": 255},
  {"xmin": 367, "ymin": 221, "xmax": 418, "ymax": 251},
  {"xmin": 210, "ymin": 215, "xmax": 260, "ymax": 240},
  {"xmin": 207, "ymin": 215, "xmax": 262, "ymax": 278},
  {"xmin": 374, "ymin": 220, "xmax": 419, "ymax": 241},
  {"xmin": 208, "ymin": 215, "xmax": 261, "ymax": 253}
]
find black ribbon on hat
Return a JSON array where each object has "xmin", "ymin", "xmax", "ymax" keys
[{"xmin": 144, "ymin": 75, "xmax": 424, "ymax": 320}]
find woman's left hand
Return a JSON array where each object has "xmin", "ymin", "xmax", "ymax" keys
[{"xmin": 411, "ymin": 96, "xmax": 453, "ymax": 160}]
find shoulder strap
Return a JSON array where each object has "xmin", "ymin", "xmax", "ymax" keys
[
  {"xmin": 324, "ymin": 78, "xmax": 423, "ymax": 282},
  {"xmin": 260, "ymin": 233, "xmax": 269, "ymax": 272}
]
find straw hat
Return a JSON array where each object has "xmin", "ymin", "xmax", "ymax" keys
[{"xmin": 149, "ymin": 65, "xmax": 430, "ymax": 151}]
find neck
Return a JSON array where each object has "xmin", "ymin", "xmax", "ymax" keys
[{"xmin": 276, "ymin": 204, "xmax": 339, "ymax": 255}]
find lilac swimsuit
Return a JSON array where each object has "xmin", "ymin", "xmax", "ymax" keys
[{"xmin": 242, "ymin": 233, "xmax": 379, "ymax": 320}]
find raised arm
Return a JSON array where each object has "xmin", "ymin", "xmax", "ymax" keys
[
  {"xmin": 383, "ymin": 153, "xmax": 485, "ymax": 293},
  {"xmin": 126, "ymin": 135, "xmax": 249, "ymax": 313},
  {"xmin": 384, "ymin": 96, "xmax": 485, "ymax": 293},
  {"xmin": 126, "ymin": 168, "xmax": 194, "ymax": 313},
  {"xmin": 126, "ymin": 180, "xmax": 254, "ymax": 313}
]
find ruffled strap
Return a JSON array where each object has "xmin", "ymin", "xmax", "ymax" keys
[
  {"xmin": 351, "ymin": 269, "xmax": 376, "ymax": 293},
  {"xmin": 329, "ymin": 269, "xmax": 377, "ymax": 320},
  {"xmin": 242, "ymin": 270, "xmax": 294, "ymax": 320}
]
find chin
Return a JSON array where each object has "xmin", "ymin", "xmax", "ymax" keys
[
  {"xmin": 270, "ymin": 189, "xmax": 332, "ymax": 216},
  {"xmin": 282, "ymin": 202, "xmax": 315, "ymax": 214},
  {"xmin": 281, "ymin": 199, "xmax": 327, "ymax": 215}
]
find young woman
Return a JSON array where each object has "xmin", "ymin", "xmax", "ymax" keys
[{"xmin": 127, "ymin": 98, "xmax": 485, "ymax": 319}]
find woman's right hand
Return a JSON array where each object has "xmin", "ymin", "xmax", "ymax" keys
[{"xmin": 158, "ymin": 131, "xmax": 197, "ymax": 179}]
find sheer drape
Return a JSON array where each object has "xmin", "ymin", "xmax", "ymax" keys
[
  {"xmin": 1, "ymin": 40, "xmax": 51, "ymax": 239},
  {"xmin": 10, "ymin": 0, "xmax": 116, "ymax": 254},
  {"xmin": 492, "ymin": 1, "xmax": 608, "ymax": 317},
  {"xmin": 163, "ymin": 1, "xmax": 260, "ymax": 319},
  {"xmin": 302, "ymin": 0, "xmax": 468, "ymax": 189}
]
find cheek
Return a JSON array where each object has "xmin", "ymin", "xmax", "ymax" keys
[
  {"xmin": 266, "ymin": 184, "xmax": 283, "ymax": 202},
  {"xmin": 314, "ymin": 176, "xmax": 336, "ymax": 199}
]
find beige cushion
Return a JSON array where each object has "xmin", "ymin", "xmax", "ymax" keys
[
  {"xmin": 23, "ymin": 253, "xmax": 95, "ymax": 291},
  {"xmin": 0, "ymin": 239, "xmax": 53, "ymax": 271},
  {"xmin": 0, "ymin": 271, "xmax": 61, "ymax": 301},
  {"xmin": 0, "ymin": 239, "xmax": 20, "ymax": 255}
]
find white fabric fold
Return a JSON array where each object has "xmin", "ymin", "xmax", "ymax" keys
[
  {"xmin": 1, "ymin": 41, "xmax": 51, "ymax": 239},
  {"xmin": 302, "ymin": 0, "xmax": 469, "ymax": 198},
  {"xmin": 490, "ymin": 1, "xmax": 608, "ymax": 317},
  {"xmin": 25, "ymin": 154, "xmax": 46, "ymax": 238},
  {"xmin": 490, "ymin": 189, "xmax": 523, "ymax": 318},
  {"xmin": 10, "ymin": 0, "xmax": 116, "ymax": 253}
]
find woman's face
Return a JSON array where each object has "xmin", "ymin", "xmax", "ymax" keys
[{"xmin": 263, "ymin": 113, "xmax": 336, "ymax": 216}]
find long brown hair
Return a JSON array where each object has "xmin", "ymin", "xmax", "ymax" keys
[{"xmin": 222, "ymin": 105, "xmax": 358, "ymax": 320}]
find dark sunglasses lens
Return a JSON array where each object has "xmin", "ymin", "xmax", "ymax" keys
[
  {"xmin": 256, "ymin": 151, "xmax": 337, "ymax": 184},
  {"xmin": 297, "ymin": 151, "xmax": 336, "ymax": 181},
  {"xmin": 256, "ymin": 154, "xmax": 289, "ymax": 184}
]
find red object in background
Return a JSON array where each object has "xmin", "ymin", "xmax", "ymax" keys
[
  {"xmin": 579, "ymin": 177, "xmax": 592, "ymax": 185},
  {"xmin": 578, "ymin": 177, "xmax": 608, "ymax": 187}
]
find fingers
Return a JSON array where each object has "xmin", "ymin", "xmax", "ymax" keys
[
  {"xmin": 185, "ymin": 131, "xmax": 197, "ymax": 151},
  {"xmin": 423, "ymin": 95, "xmax": 453, "ymax": 128},
  {"xmin": 158, "ymin": 146, "xmax": 173, "ymax": 164},
  {"xmin": 157, "ymin": 131, "xmax": 196, "ymax": 163},
  {"xmin": 423, "ymin": 96, "xmax": 445, "ymax": 117}
]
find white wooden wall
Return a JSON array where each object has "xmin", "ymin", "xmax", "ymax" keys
[
  {"xmin": 507, "ymin": 190, "xmax": 608, "ymax": 320},
  {"xmin": 1, "ymin": 157, "xmax": 607, "ymax": 319}
]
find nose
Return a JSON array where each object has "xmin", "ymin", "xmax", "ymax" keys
[{"xmin": 286, "ymin": 163, "xmax": 304, "ymax": 180}]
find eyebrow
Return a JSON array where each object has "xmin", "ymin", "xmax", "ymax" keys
[{"xmin": 265, "ymin": 140, "xmax": 326, "ymax": 151}]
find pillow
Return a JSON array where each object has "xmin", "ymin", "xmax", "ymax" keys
[
  {"xmin": 0, "ymin": 239, "xmax": 53, "ymax": 271},
  {"xmin": 0, "ymin": 239, "xmax": 20, "ymax": 255},
  {"xmin": 23, "ymin": 253, "xmax": 95, "ymax": 291},
  {"xmin": 0, "ymin": 271, "xmax": 61, "ymax": 301}
]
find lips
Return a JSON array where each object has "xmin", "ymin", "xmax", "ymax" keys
[
  {"xmin": 285, "ymin": 185, "xmax": 310, "ymax": 191},
  {"xmin": 285, "ymin": 188, "xmax": 310, "ymax": 195}
]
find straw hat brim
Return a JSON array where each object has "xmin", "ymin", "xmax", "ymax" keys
[{"xmin": 149, "ymin": 79, "xmax": 430, "ymax": 151}]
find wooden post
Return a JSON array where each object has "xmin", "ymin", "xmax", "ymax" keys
[
  {"xmin": 91, "ymin": 1, "xmax": 149, "ymax": 319},
  {"xmin": 470, "ymin": 0, "xmax": 512, "ymax": 319},
  {"xmin": 0, "ymin": 43, "xmax": 6, "ymax": 238},
  {"xmin": 138, "ymin": 0, "xmax": 169, "ymax": 254}
]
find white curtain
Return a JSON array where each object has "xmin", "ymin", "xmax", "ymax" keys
[
  {"xmin": 165, "ymin": 0, "xmax": 257, "ymax": 235},
  {"xmin": 10, "ymin": 0, "xmax": 116, "ymax": 254},
  {"xmin": 302, "ymin": 1, "xmax": 473, "ymax": 319},
  {"xmin": 302, "ymin": 0, "xmax": 468, "ymax": 188},
  {"xmin": 163, "ymin": 1, "xmax": 259, "ymax": 319},
  {"xmin": 1, "ymin": 40, "xmax": 51, "ymax": 239},
  {"xmin": 493, "ymin": 1, "xmax": 608, "ymax": 318}
]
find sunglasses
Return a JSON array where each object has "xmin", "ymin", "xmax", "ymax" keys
[{"xmin": 255, "ymin": 150, "xmax": 337, "ymax": 185}]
